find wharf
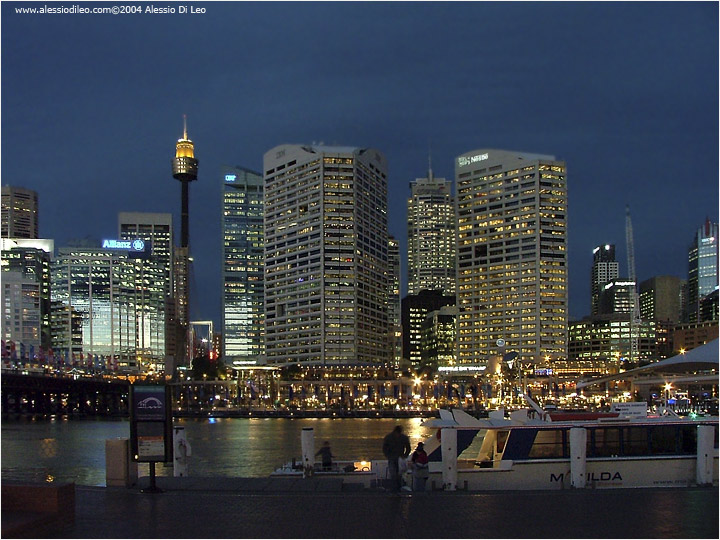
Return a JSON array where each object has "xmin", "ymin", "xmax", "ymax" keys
[{"xmin": 3, "ymin": 477, "xmax": 717, "ymax": 539}]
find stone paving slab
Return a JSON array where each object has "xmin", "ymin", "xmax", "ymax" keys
[
  {"xmin": 48, "ymin": 483, "xmax": 718, "ymax": 539},
  {"xmin": 135, "ymin": 475, "xmax": 345, "ymax": 492}
]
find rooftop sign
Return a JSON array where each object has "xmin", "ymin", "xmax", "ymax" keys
[
  {"xmin": 102, "ymin": 239, "xmax": 146, "ymax": 251},
  {"xmin": 458, "ymin": 153, "xmax": 489, "ymax": 167}
]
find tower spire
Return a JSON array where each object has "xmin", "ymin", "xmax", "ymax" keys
[
  {"xmin": 183, "ymin": 114, "xmax": 188, "ymax": 140},
  {"xmin": 428, "ymin": 142, "xmax": 433, "ymax": 180}
]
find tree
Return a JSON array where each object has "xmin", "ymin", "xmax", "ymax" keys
[{"xmin": 191, "ymin": 353, "xmax": 226, "ymax": 380}]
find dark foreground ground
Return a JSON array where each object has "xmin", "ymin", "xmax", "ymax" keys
[{"xmin": 4, "ymin": 476, "xmax": 719, "ymax": 539}]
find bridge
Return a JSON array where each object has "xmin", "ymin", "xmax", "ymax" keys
[{"xmin": 1, "ymin": 370, "xmax": 130, "ymax": 416}]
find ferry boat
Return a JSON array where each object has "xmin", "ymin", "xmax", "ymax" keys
[
  {"xmin": 434, "ymin": 409, "xmax": 716, "ymax": 490},
  {"xmin": 272, "ymin": 399, "xmax": 719, "ymax": 491}
]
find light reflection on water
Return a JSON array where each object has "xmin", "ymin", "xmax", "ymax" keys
[{"xmin": 2, "ymin": 416, "xmax": 433, "ymax": 486}]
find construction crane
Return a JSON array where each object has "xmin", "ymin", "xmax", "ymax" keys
[{"xmin": 625, "ymin": 205, "xmax": 641, "ymax": 363}]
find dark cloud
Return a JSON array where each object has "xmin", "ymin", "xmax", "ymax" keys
[{"xmin": 2, "ymin": 1, "xmax": 717, "ymax": 325}]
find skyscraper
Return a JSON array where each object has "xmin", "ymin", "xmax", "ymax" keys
[
  {"xmin": 171, "ymin": 116, "xmax": 198, "ymax": 364},
  {"xmin": 639, "ymin": 275, "xmax": 684, "ymax": 323},
  {"xmin": 263, "ymin": 144, "xmax": 389, "ymax": 365},
  {"xmin": 221, "ymin": 166, "xmax": 265, "ymax": 364},
  {"xmin": 118, "ymin": 212, "xmax": 175, "ymax": 362},
  {"xmin": 591, "ymin": 244, "xmax": 619, "ymax": 315},
  {"xmin": 1, "ymin": 186, "xmax": 38, "ymax": 239},
  {"xmin": 388, "ymin": 235, "xmax": 402, "ymax": 367},
  {"xmin": 455, "ymin": 149, "xmax": 567, "ymax": 366},
  {"xmin": 51, "ymin": 241, "xmax": 166, "ymax": 373},
  {"xmin": 687, "ymin": 219, "xmax": 719, "ymax": 322},
  {"xmin": 1, "ymin": 239, "xmax": 53, "ymax": 352},
  {"xmin": 407, "ymin": 168, "xmax": 456, "ymax": 295},
  {"xmin": 402, "ymin": 289, "xmax": 456, "ymax": 369}
]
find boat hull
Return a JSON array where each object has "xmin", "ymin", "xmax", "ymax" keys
[{"xmin": 422, "ymin": 455, "xmax": 720, "ymax": 491}]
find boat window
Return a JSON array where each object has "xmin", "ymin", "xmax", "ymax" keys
[
  {"xmin": 622, "ymin": 427, "xmax": 649, "ymax": 456},
  {"xmin": 528, "ymin": 428, "xmax": 566, "ymax": 459},
  {"xmin": 678, "ymin": 426, "xmax": 697, "ymax": 454},
  {"xmin": 496, "ymin": 430, "xmax": 509, "ymax": 453},
  {"xmin": 589, "ymin": 427, "xmax": 620, "ymax": 457},
  {"xmin": 649, "ymin": 426, "xmax": 678, "ymax": 454}
]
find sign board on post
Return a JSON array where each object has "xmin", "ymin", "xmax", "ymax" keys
[{"xmin": 130, "ymin": 385, "xmax": 173, "ymax": 463}]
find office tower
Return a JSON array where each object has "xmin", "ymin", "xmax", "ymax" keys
[
  {"xmin": 687, "ymin": 219, "xmax": 719, "ymax": 322},
  {"xmin": 118, "ymin": 212, "xmax": 175, "ymax": 361},
  {"xmin": 1, "ymin": 186, "xmax": 38, "ymax": 239},
  {"xmin": 51, "ymin": 239, "xmax": 166, "ymax": 373},
  {"xmin": 118, "ymin": 212, "xmax": 174, "ymax": 284},
  {"xmin": 221, "ymin": 166, "xmax": 265, "ymax": 364},
  {"xmin": 407, "ymin": 168, "xmax": 456, "ymax": 295},
  {"xmin": 171, "ymin": 116, "xmax": 199, "ymax": 363},
  {"xmin": 455, "ymin": 149, "xmax": 567, "ymax": 365},
  {"xmin": 420, "ymin": 305, "xmax": 458, "ymax": 369},
  {"xmin": 0, "ymin": 239, "xmax": 53, "ymax": 352},
  {"xmin": 388, "ymin": 235, "xmax": 402, "ymax": 367},
  {"xmin": 591, "ymin": 244, "xmax": 619, "ymax": 315},
  {"xmin": 263, "ymin": 144, "xmax": 389, "ymax": 365},
  {"xmin": 568, "ymin": 316, "xmax": 657, "ymax": 365},
  {"xmin": 598, "ymin": 280, "xmax": 637, "ymax": 315},
  {"xmin": 402, "ymin": 289, "xmax": 455, "ymax": 369},
  {"xmin": 639, "ymin": 275, "xmax": 684, "ymax": 323}
]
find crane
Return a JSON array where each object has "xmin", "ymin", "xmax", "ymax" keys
[{"xmin": 625, "ymin": 205, "xmax": 641, "ymax": 363}]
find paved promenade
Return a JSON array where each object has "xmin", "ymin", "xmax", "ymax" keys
[{"xmin": 9, "ymin": 477, "xmax": 715, "ymax": 539}]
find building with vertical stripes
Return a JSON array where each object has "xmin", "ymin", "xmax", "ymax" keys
[
  {"xmin": 1, "ymin": 186, "xmax": 38, "ymax": 239},
  {"xmin": 263, "ymin": 145, "xmax": 389, "ymax": 365},
  {"xmin": 455, "ymin": 149, "xmax": 567, "ymax": 366},
  {"xmin": 407, "ymin": 169, "xmax": 455, "ymax": 295}
]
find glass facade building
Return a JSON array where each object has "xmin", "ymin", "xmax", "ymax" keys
[
  {"xmin": 51, "ymin": 245, "xmax": 166, "ymax": 372},
  {"xmin": 455, "ymin": 149, "xmax": 568, "ymax": 366},
  {"xmin": 221, "ymin": 166, "xmax": 265, "ymax": 364},
  {"xmin": 688, "ymin": 219, "xmax": 719, "ymax": 322},
  {"xmin": 263, "ymin": 145, "xmax": 389, "ymax": 365}
]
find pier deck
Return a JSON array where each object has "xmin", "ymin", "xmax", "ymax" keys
[{"xmin": 3, "ymin": 477, "xmax": 716, "ymax": 538}]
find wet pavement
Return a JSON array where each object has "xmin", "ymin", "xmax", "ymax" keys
[{"xmin": 7, "ymin": 477, "xmax": 719, "ymax": 538}]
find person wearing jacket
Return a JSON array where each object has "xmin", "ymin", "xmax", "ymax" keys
[
  {"xmin": 410, "ymin": 441, "xmax": 429, "ymax": 492},
  {"xmin": 382, "ymin": 425, "xmax": 411, "ymax": 491}
]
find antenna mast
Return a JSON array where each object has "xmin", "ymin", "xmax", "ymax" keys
[{"xmin": 625, "ymin": 205, "xmax": 641, "ymax": 363}]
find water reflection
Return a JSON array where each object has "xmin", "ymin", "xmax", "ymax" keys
[{"xmin": 2, "ymin": 417, "xmax": 434, "ymax": 486}]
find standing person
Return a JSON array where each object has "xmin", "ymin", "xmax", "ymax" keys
[
  {"xmin": 382, "ymin": 425, "xmax": 411, "ymax": 491},
  {"xmin": 410, "ymin": 442, "xmax": 429, "ymax": 492},
  {"xmin": 315, "ymin": 441, "xmax": 333, "ymax": 471}
]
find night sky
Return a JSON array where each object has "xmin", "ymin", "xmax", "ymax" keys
[{"xmin": 2, "ymin": 1, "xmax": 718, "ymax": 328}]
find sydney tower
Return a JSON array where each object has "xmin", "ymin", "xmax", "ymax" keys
[{"xmin": 172, "ymin": 115, "xmax": 198, "ymax": 364}]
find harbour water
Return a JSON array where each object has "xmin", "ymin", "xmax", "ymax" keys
[{"xmin": 1, "ymin": 416, "xmax": 432, "ymax": 485}]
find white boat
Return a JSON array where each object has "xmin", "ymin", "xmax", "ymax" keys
[
  {"xmin": 272, "ymin": 399, "xmax": 719, "ymax": 490},
  {"xmin": 420, "ymin": 397, "xmax": 719, "ymax": 491}
]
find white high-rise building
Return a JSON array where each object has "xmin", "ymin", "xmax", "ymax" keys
[
  {"xmin": 407, "ymin": 169, "xmax": 456, "ymax": 295},
  {"xmin": 263, "ymin": 144, "xmax": 389, "ymax": 365},
  {"xmin": 455, "ymin": 149, "xmax": 568, "ymax": 366},
  {"xmin": 591, "ymin": 244, "xmax": 619, "ymax": 315}
]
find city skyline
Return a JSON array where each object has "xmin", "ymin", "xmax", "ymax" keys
[{"xmin": 2, "ymin": 1, "xmax": 717, "ymax": 327}]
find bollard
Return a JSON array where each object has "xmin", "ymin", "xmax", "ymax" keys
[
  {"xmin": 441, "ymin": 428, "xmax": 457, "ymax": 491},
  {"xmin": 301, "ymin": 427, "xmax": 315, "ymax": 478},
  {"xmin": 173, "ymin": 426, "xmax": 191, "ymax": 477},
  {"xmin": 696, "ymin": 424, "xmax": 714, "ymax": 486},
  {"xmin": 569, "ymin": 427, "xmax": 587, "ymax": 489}
]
